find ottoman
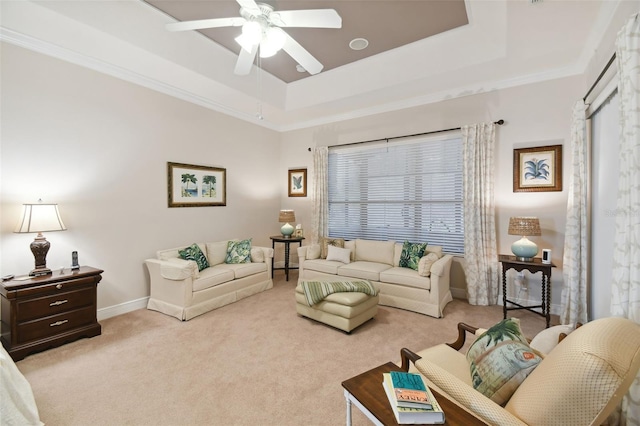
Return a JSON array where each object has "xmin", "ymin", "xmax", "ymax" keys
[{"xmin": 295, "ymin": 281, "xmax": 379, "ymax": 333}]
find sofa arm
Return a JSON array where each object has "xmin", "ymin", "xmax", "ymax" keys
[
  {"xmin": 427, "ymin": 255, "xmax": 453, "ymax": 311},
  {"xmin": 414, "ymin": 358, "xmax": 527, "ymax": 426},
  {"xmin": 144, "ymin": 259, "xmax": 194, "ymax": 307}
]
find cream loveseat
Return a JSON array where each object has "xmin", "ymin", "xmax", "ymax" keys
[
  {"xmin": 297, "ymin": 239, "xmax": 453, "ymax": 318},
  {"xmin": 400, "ymin": 317, "xmax": 640, "ymax": 426},
  {"xmin": 145, "ymin": 240, "xmax": 273, "ymax": 321}
]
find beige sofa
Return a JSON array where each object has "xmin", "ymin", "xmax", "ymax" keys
[
  {"xmin": 145, "ymin": 241, "xmax": 273, "ymax": 321},
  {"xmin": 297, "ymin": 239, "xmax": 453, "ymax": 318}
]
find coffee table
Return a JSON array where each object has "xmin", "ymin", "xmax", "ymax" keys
[{"xmin": 342, "ymin": 362, "xmax": 487, "ymax": 426}]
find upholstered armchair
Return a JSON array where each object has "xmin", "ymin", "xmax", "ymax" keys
[{"xmin": 401, "ymin": 317, "xmax": 640, "ymax": 426}]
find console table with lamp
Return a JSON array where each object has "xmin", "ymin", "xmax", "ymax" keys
[
  {"xmin": 502, "ymin": 217, "xmax": 555, "ymax": 328},
  {"xmin": 271, "ymin": 209, "xmax": 304, "ymax": 281}
]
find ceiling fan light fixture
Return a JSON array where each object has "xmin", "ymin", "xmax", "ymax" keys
[
  {"xmin": 259, "ymin": 27, "xmax": 285, "ymax": 58},
  {"xmin": 235, "ymin": 34, "xmax": 256, "ymax": 53},
  {"xmin": 241, "ymin": 20, "xmax": 262, "ymax": 44}
]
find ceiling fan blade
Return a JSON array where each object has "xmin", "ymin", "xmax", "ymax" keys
[
  {"xmin": 274, "ymin": 9, "xmax": 342, "ymax": 28},
  {"xmin": 234, "ymin": 40, "xmax": 258, "ymax": 75},
  {"xmin": 235, "ymin": 0, "xmax": 261, "ymax": 16},
  {"xmin": 282, "ymin": 32, "xmax": 323, "ymax": 75},
  {"xmin": 166, "ymin": 17, "xmax": 245, "ymax": 32}
]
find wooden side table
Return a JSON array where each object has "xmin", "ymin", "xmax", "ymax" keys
[
  {"xmin": 499, "ymin": 255, "xmax": 555, "ymax": 328},
  {"xmin": 342, "ymin": 362, "xmax": 487, "ymax": 425},
  {"xmin": 0, "ymin": 266, "xmax": 103, "ymax": 361},
  {"xmin": 270, "ymin": 235, "xmax": 304, "ymax": 281}
]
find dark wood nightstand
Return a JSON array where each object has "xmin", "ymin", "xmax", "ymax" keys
[
  {"xmin": 270, "ymin": 235, "xmax": 304, "ymax": 281},
  {"xmin": 0, "ymin": 266, "xmax": 103, "ymax": 361},
  {"xmin": 499, "ymin": 255, "xmax": 555, "ymax": 328}
]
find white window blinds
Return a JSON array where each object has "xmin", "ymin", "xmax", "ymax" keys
[{"xmin": 328, "ymin": 133, "xmax": 464, "ymax": 254}]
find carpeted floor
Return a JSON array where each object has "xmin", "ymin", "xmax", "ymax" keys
[{"xmin": 17, "ymin": 271, "xmax": 554, "ymax": 425}]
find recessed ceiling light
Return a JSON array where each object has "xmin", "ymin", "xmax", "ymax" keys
[
  {"xmin": 296, "ymin": 64, "xmax": 306, "ymax": 73},
  {"xmin": 349, "ymin": 38, "xmax": 369, "ymax": 51}
]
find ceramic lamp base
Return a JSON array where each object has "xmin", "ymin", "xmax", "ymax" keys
[
  {"xmin": 280, "ymin": 222, "xmax": 294, "ymax": 237},
  {"xmin": 511, "ymin": 236, "xmax": 538, "ymax": 261}
]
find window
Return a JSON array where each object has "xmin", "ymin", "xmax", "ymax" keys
[{"xmin": 328, "ymin": 133, "xmax": 464, "ymax": 254}]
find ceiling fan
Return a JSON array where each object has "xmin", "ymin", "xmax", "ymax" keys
[{"xmin": 165, "ymin": 0, "xmax": 342, "ymax": 76}]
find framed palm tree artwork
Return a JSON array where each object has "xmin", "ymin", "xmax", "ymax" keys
[
  {"xmin": 288, "ymin": 168, "xmax": 307, "ymax": 197},
  {"xmin": 167, "ymin": 162, "xmax": 226, "ymax": 207},
  {"xmin": 513, "ymin": 144, "xmax": 562, "ymax": 192}
]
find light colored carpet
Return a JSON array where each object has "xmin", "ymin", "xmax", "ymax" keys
[{"xmin": 17, "ymin": 271, "xmax": 554, "ymax": 425}]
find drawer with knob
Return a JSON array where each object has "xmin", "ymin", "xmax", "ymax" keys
[{"xmin": 17, "ymin": 287, "xmax": 94, "ymax": 322}]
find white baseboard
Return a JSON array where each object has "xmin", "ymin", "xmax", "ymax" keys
[
  {"xmin": 97, "ymin": 297, "xmax": 149, "ymax": 321},
  {"xmin": 451, "ymin": 287, "xmax": 467, "ymax": 299}
]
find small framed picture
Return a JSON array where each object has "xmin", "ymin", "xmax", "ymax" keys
[
  {"xmin": 513, "ymin": 144, "xmax": 562, "ymax": 192},
  {"xmin": 288, "ymin": 168, "xmax": 307, "ymax": 197},
  {"xmin": 294, "ymin": 229, "xmax": 304, "ymax": 238}
]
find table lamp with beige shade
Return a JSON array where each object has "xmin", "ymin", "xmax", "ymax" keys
[{"xmin": 508, "ymin": 217, "xmax": 541, "ymax": 261}]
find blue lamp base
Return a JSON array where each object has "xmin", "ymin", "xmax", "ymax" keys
[
  {"xmin": 280, "ymin": 223, "xmax": 294, "ymax": 237},
  {"xmin": 511, "ymin": 237, "xmax": 538, "ymax": 261}
]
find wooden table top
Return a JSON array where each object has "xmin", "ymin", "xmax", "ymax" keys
[{"xmin": 341, "ymin": 362, "xmax": 487, "ymax": 426}]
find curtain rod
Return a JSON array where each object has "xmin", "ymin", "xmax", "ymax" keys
[
  {"xmin": 583, "ymin": 52, "xmax": 616, "ymax": 102},
  {"xmin": 308, "ymin": 119, "xmax": 504, "ymax": 151}
]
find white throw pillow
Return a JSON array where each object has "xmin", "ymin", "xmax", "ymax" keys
[
  {"xmin": 418, "ymin": 253, "xmax": 439, "ymax": 277},
  {"xmin": 529, "ymin": 324, "xmax": 575, "ymax": 355},
  {"xmin": 326, "ymin": 245, "xmax": 352, "ymax": 264}
]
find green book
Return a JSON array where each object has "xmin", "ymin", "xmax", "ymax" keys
[{"xmin": 382, "ymin": 373, "xmax": 445, "ymax": 424}]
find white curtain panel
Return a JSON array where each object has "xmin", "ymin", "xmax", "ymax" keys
[
  {"xmin": 311, "ymin": 147, "xmax": 328, "ymax": 244},
  {"xmin": 612, "ymin": 12, "xmax": 640, "ymax": 425},
  {"xmin": 560, "ymin": 100, "xmax": 589, "ymax": 326},
  {"xmin": 462, "ymin": 122, "xmax": 499, "ymax": 305}
]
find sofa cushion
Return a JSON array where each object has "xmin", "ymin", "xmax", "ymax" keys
[
  {"xmin": 192, "ymin": 266, "xmax": 235, "ymax": 292},
  {"xmin": 355, "ymin": 239, "xmax": 395, "ymax": 265},
  {"xmin": 158, "ymin": 243, "xmax": 207, "ymax": 261},
  {"xmin": 466, "ymin": 318, "xmax": 542, "ymax": 406},
  {"xmin": 178, "ymin": 243, "xmax": 210, "ymax": 271},
  {"xmin": 399, "ymin": 241, "xmax": 427, "ymax": 270},
  {"xmin": 250, "ymin": 247, "xmax": 265, "ymax": 263},
  {"xmin": 220, "ymin": 262, "xmax": 267, "ymax": 279},
  {"xmin": 418, "ymin": 253, "xmax": 440, "ymax": 277},
  {"xmin": 344, "ymin": 240, "xmax": 356, "ymax": 261},
  {"xmin": 303, "ymin": 259, "xmax": 344, "ymax": 275},
  {"xmin": 379, "ymin": 267, "xmax": 431, "ymax": 290},
  {"xmin": 425, "ymin": 245, "xmax": 443, "ymax": 258},
  {"xmin": 206, "ymin": 241, "xmax": 229, "ymax": 266},
  {"xmin": 321, "ymin": 237, "xmax": 345, "ymax": 258},
  {"xmin": 306, "ymin": 244, "xmax": 321, "ymax": 260},
  {"xmin": 337, "ymin": 261, "xmax": 392, "ymax": 281},
  {"xmin": 225, "ymin": 239, "xmax": 252, "ymax": 264},
  {"xmin": 326, "ymin": 245, "xmax": 351, "ymax": 264}
]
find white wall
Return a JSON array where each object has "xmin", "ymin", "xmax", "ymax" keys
[
  {"xmin": 0, "ymin": 43, "xmax": 282, "ymax": 317},
  {"xmin": 280, "ymin": 76, "xmax": 584, "ymax": 315}
]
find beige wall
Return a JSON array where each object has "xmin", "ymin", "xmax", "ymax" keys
[
  {"xmin": 0, "ymin": 43, "xmax": 282, "ymax": 317},
  {"xmin": 280, "ymin": 76, "xmax": 584, "ymax": 315}
]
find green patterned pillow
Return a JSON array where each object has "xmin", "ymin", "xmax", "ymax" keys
[
  {"xmin": 178, "ymin": 243, "xmax": 209, "ymax": 271},
  {"xmin": 399, "ymin": 241, "xmax": 427, "ymax": 270},
  {"xmin": 225, "ymin": 239, "xmax": 252, "ymax": 264},
  {"xmin": 466, "ymin": 318, "xmax": 542, "ymax": 405}
]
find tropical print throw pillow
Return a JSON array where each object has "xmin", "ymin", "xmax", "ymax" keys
[
  {"xmin": 178, "ymin": 243, "xmax": 210, "ymax": 271},
  {"xmin": 466, "ymin": 318, "xmax": 542, "ymax": 405},
  {"xmin": 399, "ymin": 241, "xmax": 427, "ymax": 270},
  {"xmin": 225, "ymin": 239, "xmax": 252, "ymax": 264}
]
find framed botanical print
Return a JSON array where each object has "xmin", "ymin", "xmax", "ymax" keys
[
  {"xmin": 513, "ymin": 144, "xmax": 562, "ymax": 192},
  {"xmin": 167, "ymin": 162, "xmax": 227, "ymax": 207},
  {"xmin": 288, "ymin": 168, "xmax": 307, "ymax": 197}
]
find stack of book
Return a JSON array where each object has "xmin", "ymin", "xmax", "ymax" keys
[{"xmin": 382, "ymin": 371, "xmax": 445, "ymax": 424}]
